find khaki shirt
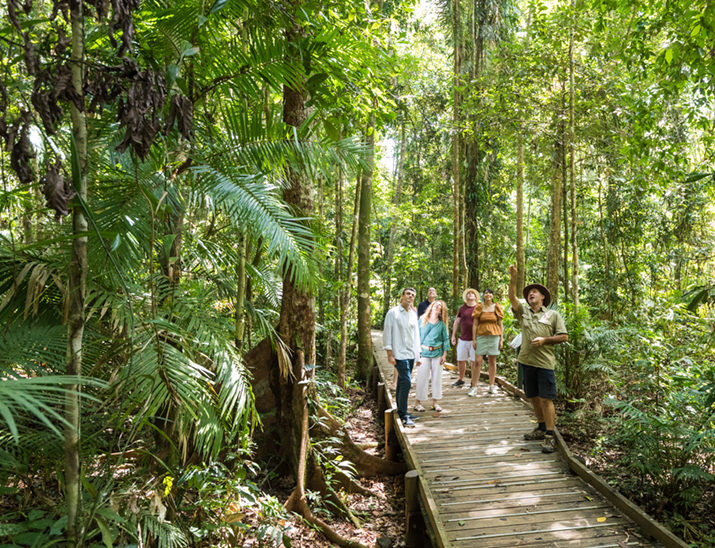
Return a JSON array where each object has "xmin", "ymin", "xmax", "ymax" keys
[{"xmin": 513, "ymin": 303, "xmax": 567, "ymax": 370}]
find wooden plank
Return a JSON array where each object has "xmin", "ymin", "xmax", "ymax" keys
[
  {"xmin": 424, "ymin": 461, "xmax": 568, "ymax": 479},
  {"xmin": 451, "ymin": 532, "xmax": 645, "ymax": 548},
  {"xmin": 443, "ymin": 507, "xmax": 625, "ymax": 533},
  {"xmin": 443, "ymin": 494, "xmax": 609, "ymax": 514},
  {"xmin": 433, "ymin": 477, "xmax": 587, "ymax": 502},
  {"xmin": 444, "ymin": 500, "xmax": 612, "ymax": 521},
  {"xmin": 447, "ymin": 517, "xmax": 633, "ymax": 541},
  {"xmin": 438, "ymin": 484, "xmax": 591, "ymax": 506}
]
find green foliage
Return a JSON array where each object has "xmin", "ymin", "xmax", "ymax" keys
[
  {"xmin": 556, "ymin": 303, "xmax": 618, "ymax": 399},
  {"xmin": 175, "ymin": 456, "xmax": 291, "ymax": 548},
  {"xmin": 605, "ymin": 384, "xmax": 715, "ymax": 515}
]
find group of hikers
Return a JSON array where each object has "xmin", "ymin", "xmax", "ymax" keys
[{"xmin": 382, "ymin": 264, "xmax": 569, "ymax": 454}]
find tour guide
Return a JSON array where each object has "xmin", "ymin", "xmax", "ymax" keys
[
  {"xmin": 383, "ymin": 287, "xmax": 422, "ymax": 428},
  {"xmin": 508, "ymin": 264, "xmax": 568, "ymax": 453}
]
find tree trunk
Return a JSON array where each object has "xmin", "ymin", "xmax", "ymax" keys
[
  {"xmin": 235, "ymin": 231, "xmax": 247, "ymax": 348},
  {"xmin": 597, "ymin": 173, "xmax": 612, "ymax": 319},
  {"xmin": 545, "ymin": 118, "xmax": 563, "ymax": 302},
  {"xmin": 516, "ymin": 133, "xmax": 525, "ymax": 292},
  {"xmin": 382, "ymin": 120, "xmax": 407, "ymax": 320},
  {"xmin": 562, "ymin": 102, "xmax": 569, "ymax": 303},
  {"xmin": 279, "ymin": 11, "xmax": 316, "ymax": 482},
  {"xmin": 452, "ymin": 0, "xmax": 461, "ymax": 313},
  {"xmin": 65, "ymin": 4, "xmax": 88, "ymax": 546},
  {"xmin": 335, "ymin": 130, "xmax": 343, "ymax": 281},
  {"xmin": 356, "ymin": 114, "xmax": 375, "ymax": 381},
  {"xmin": 338, "ymin": 172, "xmax": 362, "ymax": 388},
  {"xmin": 569, "ymin": 0, "xmax": 579, "ymax": 313}
]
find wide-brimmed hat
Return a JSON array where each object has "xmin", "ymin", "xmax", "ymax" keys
[
  {"xmin": 462, "ymin": 288, "xmax": 478, "ymax": 303},
  {"xmin": 523, "ymin": 284, "xmax": 551, "ymax": 307}
]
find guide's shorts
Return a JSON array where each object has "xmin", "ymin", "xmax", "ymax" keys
[{"xmin": 520, "ymin": 363, "xmax": 557, "ymax": 400}]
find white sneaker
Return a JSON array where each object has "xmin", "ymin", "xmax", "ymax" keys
[
  {"xmin": 467, "ymin": 386, "xmax": 478, "ymax": 397},
  {"xmin": 488, "ymin": 384, "xmax": 497, "ymax": 394}
]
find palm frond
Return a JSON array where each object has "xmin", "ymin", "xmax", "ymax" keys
[{"xmin": 0, "ymin": 376, "xmax": 103, "ymax": 443}]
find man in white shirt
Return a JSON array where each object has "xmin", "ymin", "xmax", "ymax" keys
[{"xmin": 384, "ymin": 287, "xmax": 422, "ymax": 427}]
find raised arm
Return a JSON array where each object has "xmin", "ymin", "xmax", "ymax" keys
[{"xmin": 508, "ymin": 264, "xmax": 521, "ymax": 311}]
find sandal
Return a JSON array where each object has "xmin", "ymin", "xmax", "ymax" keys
[
  {"xmin": 413, "ymin": 404, "xmax": 426, "ymax": 412},
  {"xmin": 432, "ymin": 404, "xmax": 443, "ymax": 412}
]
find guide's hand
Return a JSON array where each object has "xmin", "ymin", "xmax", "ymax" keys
[
  {"xmin": 531, "ymin": 337, "xmax": 546, "ymax": 347},
  {"xmin": 509, "ymin": 264, "xmax": 517, "ymax": 279}
]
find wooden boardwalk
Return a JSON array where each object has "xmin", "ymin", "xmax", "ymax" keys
[{"xmin": 370, "ymin": 330, "xmax": 685, "ymax": 548}]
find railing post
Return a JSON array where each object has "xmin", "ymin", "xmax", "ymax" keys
[
  {"xmin": 384, "ymin": 408, "xmax": 399, "ymax": 461},
  {"xmin": 405, "ymin": 470, "xmax": 426, "ymax": 547},
  {"xmin": 371, "ymin": 365, "xmax": 379, "ymax": 400},
  {"xmin": 377, "ymin": 382, "xmax": 386, "ymax": 416}
]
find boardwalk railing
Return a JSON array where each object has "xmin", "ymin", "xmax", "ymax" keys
[{"xmin": 370, "ymin": 330, "xmax": 689, "ymax": 548}]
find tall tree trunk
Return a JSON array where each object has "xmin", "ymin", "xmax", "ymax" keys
[
  {"xmin": 65, "ymin": 4, "xmax": 88, "ymax": 546},
  {"xmin": 545, "ymin": 117, "xmax": 563, "ymax": 302},
  {"xmin": 356, "ymin": 114, "xmax": 375, "ymax": 381},
  {"xmin": 452, "ymin": 0, "xmax": 461, "ymax": 312},
  {"xmin": 279, "ymin": 12, "xmax": 315, "ymax": 482},
  {"xmin": 317, "ymin": 176, "xmax": 325, "ymax": 326},
  {"xmin": 516, "ymin": 133, "xmax": 525, "ymax": 292},
  {"xmin": 335, "ymin": 130, "xmax": 343, "ymax": 281},
  {"xmin": 382, "ymin": 120, "xmax": 406, "ymax": 320},
  {"xmin": 338, "ymin": 171, "xmax": 362, "ymax": 388},
  {"xmin": 569, "ymin": 0, "xmax": 579, "ymax": 312},
  {"xmin": 235, "ymin": 231, "xmax": 247, "ymax": 348},
  {"xmin": 562, "ymin": 97, "xmax": 569, "ymax": 303},
  {"xmin": 597, "ymin": 173, "xmax": 612, "ymax": 319}
]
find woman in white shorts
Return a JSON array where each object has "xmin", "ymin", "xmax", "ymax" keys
[
  {"xmin": 414, "ymin": 300, "xmax": 450, "ymax": 412},
  {"xmin": 470, "ymin": 288, "xmax": 504, "ymax": 396}
]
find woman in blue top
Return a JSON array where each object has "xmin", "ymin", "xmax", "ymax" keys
[{"xmin": 414, "ymin": 300, "xmax": 451, "ymax": 412}]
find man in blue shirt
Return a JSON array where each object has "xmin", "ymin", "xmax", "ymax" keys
[{"xmin": 417, "ymin": 287, "xmax": 437, "ymax": 318}]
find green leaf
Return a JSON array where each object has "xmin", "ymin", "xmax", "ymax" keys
[
  {"xmin": 458, "ymin": 520, "xmax": 466, "ymax": 526},
  {"xmin": 306, "ymin": 72, "xmax": 329, "ymax": 90},
  {"xmin": 0, "ymin": 523, "xmax": 27, "ymax": 536},
  {"xmin": 323, "ymin": 119, "xmax": 339, "ymax": 141},
  {"xmin": 27, "ymin": 509, "xmax": 44, "ymax": 521},
  {"xmin": 167, "ymin": 63, "xmax": 179, "ymax": 89},
  {"xmin": 665, "ymin": 49, "xmax": 673, "ymax": 65},
  {"xmin": 94, "ymin": 516, "xmax": 114, "ymax": 548},
  {"xmin": 209, "ymin": 0, "xmax": 228, "ymax": 14}
]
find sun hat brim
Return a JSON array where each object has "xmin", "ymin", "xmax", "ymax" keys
[{"xmin": 462, "ymin": 288, "xmax": 478, "ymax": 304}]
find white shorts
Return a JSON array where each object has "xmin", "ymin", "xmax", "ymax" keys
[{"xmin": 456, "ymin": 339, "xmax": 475, "ymax": 362}]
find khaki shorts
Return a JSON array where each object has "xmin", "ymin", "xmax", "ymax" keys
[{"xmin": 456, "ymin": 339, "xmax": 475, "ymax": 362}]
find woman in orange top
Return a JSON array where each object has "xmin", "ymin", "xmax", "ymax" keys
[{"xmin": 469, "ymin": 289, "xmax": 504, "ymax": 396}]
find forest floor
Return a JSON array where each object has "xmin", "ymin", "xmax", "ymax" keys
[{"xmin": 252, "ymin": 384, "xmax": 407, "ymax": 548}]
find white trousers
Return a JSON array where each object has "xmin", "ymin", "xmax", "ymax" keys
[{"xmin": 416, "ymin": 357, "xmax": 443, "ymax": 401}]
